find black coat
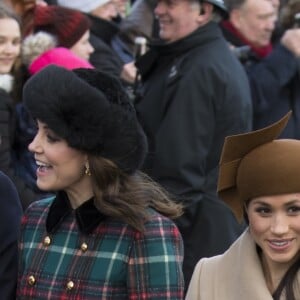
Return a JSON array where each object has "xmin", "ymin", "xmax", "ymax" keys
[
  {"xmin": 88, "ymin": 14, "xmax": 123, "ymax": 77},
  {"xmin": 136, "ymin": 22, "xmax": 252, "ymax": 286},
  {"xmin": 0, "ymin": 171, "xmax": 22, "ymax": 299},
  {"xmin": 0, "ymin": 87, "xmax": 40, "ymax": 209}
]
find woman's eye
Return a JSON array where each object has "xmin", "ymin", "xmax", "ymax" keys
[
  {"xmin": 287, "ymin": 206, "xmax": 300, "ymax": 214},
  {"xmin": 255, "ymin": 207, "xmax": 271, "ymax": 215},
  {"xmin": 46, "ymin": 134, "xmax": 60, "ymax": 143}
]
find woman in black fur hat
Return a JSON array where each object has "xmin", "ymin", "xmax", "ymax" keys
[{"xmin": 17, "ymin": 65, "xmax": 184, "ymax": 299}]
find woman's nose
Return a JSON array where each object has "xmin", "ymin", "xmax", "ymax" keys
[
  {"xmin": 270, "ymin": 214, "xmax": 289, "ymax": 235},
  {"xmin": 28, "ymin": 133, "xmax": 42, "ymax": 154}
]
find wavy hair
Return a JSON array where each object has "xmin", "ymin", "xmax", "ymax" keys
[{"xmin": 88, "ymin": 155, "xmax": 183, "ymax": 232}]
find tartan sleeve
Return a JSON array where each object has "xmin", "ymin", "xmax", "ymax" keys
[{"xmin": 127, "ymin": 214, "xmax": 185, "ymax": 299}]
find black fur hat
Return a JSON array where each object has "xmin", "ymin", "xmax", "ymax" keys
[{"xmin": 23, "ymin": 65, "xmax": 148, "ymax": 174}]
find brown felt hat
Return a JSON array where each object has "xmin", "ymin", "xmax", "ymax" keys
[{"xmin": 217, "ymin": 111, "xmax": 300, "ymax": 222}]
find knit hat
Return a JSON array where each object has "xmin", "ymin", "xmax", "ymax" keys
[
  {"xmin": 31, "ymin": 5, "xmax": 91, "ymax": 48},
  {"xmin": 23, "ymin": 65, "xmax": 147, "ymax": 174},
  {"xmin": 57, "ymin": 0, "xmax": 111, "ymax": 13},
  {"xmin": 29, "ymin": 47, "xmax": 94, "ymax": 75},
  {"xmin": 217, "ymin": 111, "xmax": 300, "ymax": 222}
]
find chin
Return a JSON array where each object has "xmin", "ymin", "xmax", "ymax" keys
[
  {"xmin": 0, "ymin": 66, "xmax": 12, "ymax": 74},
  {"xmin": 37, "ymin": 181, "xmax": 55, "ymax": 192}
]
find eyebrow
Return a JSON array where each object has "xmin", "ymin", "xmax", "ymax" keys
[{"xmin": 251, "ymin": 199, "xmax": 300, "ymax": 207}]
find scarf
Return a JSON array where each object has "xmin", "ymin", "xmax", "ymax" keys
[
  {"xmin": 222, "ymin": 20, "xmax": 273, "ymax": 58},
  {"xmin": 0, "ymin": 74, "xmax": 14, "ymax": 93}
]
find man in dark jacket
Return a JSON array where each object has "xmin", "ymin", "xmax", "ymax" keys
[
  {"xmin": 0, "ymin": 172, "xmax": 22, "ymax": 299},
  {"xmin": 221, "ymin": 0, "xmax": 300, "ymax": 138},
  {"xmin": 135, "ymin": 0, "xmax": 252, "ymax": 288}
]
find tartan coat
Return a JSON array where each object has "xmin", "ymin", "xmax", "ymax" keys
[{"xmin": 17, "ymin": 192, "xmax": 184, "ymax": 299}]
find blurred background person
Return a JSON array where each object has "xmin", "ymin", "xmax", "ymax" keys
[
  {"xmin": 221, "ymin": 0, "xmax": 300, "ymax": 139},
  {"xmin": 57, "ymin": 0, "xmax": 138, "ymax": 86},
  {"xmin": 22, "ymin": 4, "xmax": 94, "ymax": 62},
  {"xmin": 0, "ymin": 171, "xmax": 22, "ymax": 299},
  {"xmin": 280, "ymin": 0, "xmax": 300, "ymax": 29},
  {"xmin": 0, "ymin": 2, "xmax": 44, "ymax": 209},
  {"xmin": 135, "ymin": 0, "xmax": 252, "ymax": 288},
  {"xmin": 116, "ymin": 0, "xmax": 156, "ymax": 57}
]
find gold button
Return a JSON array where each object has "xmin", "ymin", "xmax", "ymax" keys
[
  {"xmin": 27, "ymin": 275, "xmax": 36, "ymax": 286},
  {"xmin": 66, "ymin": 280, "xmax": 74, "ymax": 290},
  {"xmin": 43, "ymin": 236, "xmax": 51, "ymax": 246},
  {"xmin": 80, "ymin": 242, "xmax": 88, "ymax": 252}
]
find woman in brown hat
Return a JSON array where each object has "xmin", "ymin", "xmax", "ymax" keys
[{"xmin": 186, "ymin": 111, "xmax": 300, "ymax": 300}]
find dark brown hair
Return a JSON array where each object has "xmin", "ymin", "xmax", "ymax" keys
[
  {"xmin": 88, "ymin": 155, "xmax": 183, "ymax": 232},
  {"xmin": 272, "ymin": 257, "xmax": 300, "ymax": 300}
]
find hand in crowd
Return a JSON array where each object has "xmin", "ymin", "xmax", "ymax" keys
[
  {"xmin": 120, "ymin": 61, "xmax": 137, "ymax": 84},
  {"xmin": 281, "ymin": 28, "xmax": 300, "ymax": 57}
]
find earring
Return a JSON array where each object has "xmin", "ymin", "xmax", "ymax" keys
[{"xmin": 85, "ymin": 163, "xmax": 91, "ymax": 176}]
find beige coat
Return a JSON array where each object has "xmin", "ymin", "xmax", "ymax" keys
[{"xmin": 186, "ymin": 229, "xmax": 300, "ymax": 300}]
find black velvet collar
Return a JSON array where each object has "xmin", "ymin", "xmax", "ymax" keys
[{"xmin": 46, "ymin": 191, "xmax": 106, "ymax": 234}]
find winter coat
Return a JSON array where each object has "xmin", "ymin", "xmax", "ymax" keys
[
  {"xmin": 17, "ymin": 192, "xmax": 185, "ymax": 299},
  {"xmin": 186, "ymin": 229, "xmax": 300, "ymax": 300},
  {"xmin": 135, "ymin": 21, "xmax": 252, "ymax": 286},
  {"xmin": 221, "ymin": 23, "xmax": 300, "ymax": 138},
  {"xmin": 0, "ymin": 171, "xmax": 22, "ymax": 299},
  {"xmin": 0, "ymin": 75, "xmax": 40, "ymax": 209},
  {"xmin": 88, "ymin": 14, "xmax": 124, "ymax": 77}
]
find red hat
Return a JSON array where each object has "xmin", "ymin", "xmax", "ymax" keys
[{"xmin": 32, "ymin": 5, "xmax": 91, "ymax": 48}]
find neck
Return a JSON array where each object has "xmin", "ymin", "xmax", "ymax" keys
[
  {"xmin": 260, "ymin": 253, "xmax": 290, "ymax": 293},
  {"xmin": 65, "ymin": 178, "xmax": 94, "ymax": 209}
]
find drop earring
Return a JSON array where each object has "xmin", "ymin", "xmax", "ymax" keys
[{"xmin": 85, "ymin": 163, "xmax": 91, "ymax": 176}]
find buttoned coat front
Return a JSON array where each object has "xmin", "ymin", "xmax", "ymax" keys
[
  {"xmin": 17, "ymin": 194, "xmax": 184, "ymax": 299},
  {"xmin": 186, "ymin": 229, "xmax": 300, "ymax": 300}
]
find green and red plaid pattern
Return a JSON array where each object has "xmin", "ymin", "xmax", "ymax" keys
[{"xmin": 17, "ymin": 197, "xmax": 184, "ymax": 299}]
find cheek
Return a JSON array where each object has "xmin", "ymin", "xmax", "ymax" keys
[
  {"xmin": 15, "ymin": 45, "xmax": 21, "ymax": 56},
  {"xmin": 248, "ymin": 215, "xmax": 269, "ymax": 240}
]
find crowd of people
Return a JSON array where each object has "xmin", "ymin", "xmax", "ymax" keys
[{"xmin": 0, "ymin": 0, "xmax": 300, "ymax": 298}]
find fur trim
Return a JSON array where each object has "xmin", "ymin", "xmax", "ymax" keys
[
  {"xmin": 0, "ymin": 74, "xmax": 14, "ymax": 93},
  {"xmin": 22, "ymin": 32, "xmax": 58, "ymax": 66},
  {"xmin": 23, "ymin": 66, "xmax": 147, "ymax": 174}
]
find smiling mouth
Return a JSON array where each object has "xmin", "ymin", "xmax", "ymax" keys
[
  {"xmin": 36, "ymin": 161, "xmax": 52, "ymax": 172},
  {"xmin": 271, "ymin": 241, "xmax": 288, "ymax": 246},
  {"xmin": 0, "ymin": 58, "xmax": 14, "ymax": 63},
  {"xmin": 268, "ymin": 239, "xmax": 294, "ymax": 251}
]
